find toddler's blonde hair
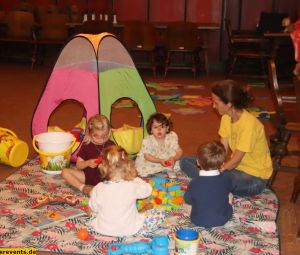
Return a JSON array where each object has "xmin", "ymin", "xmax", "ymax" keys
[
  {"xmin": 84, "ymin": 114, "xmax": 110, "ymax": 144},
  {"xmin": 100, "ymin": 145, "xmax": 137, "ymax": 181}
]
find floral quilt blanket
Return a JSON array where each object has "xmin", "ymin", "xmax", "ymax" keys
[{"xmin": 0, "ymin": 159, "xmax": 279, "ymax": 255}]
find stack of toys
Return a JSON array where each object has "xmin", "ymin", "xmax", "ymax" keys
[{"xmin": 137, "ymin": 177, "xmax": 186, "ymax": 211}]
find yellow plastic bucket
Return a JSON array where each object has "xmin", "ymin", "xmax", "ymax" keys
[
  {"xmin": 112, "ymin": 124, "xmax": 143, "ymax": 155},
  {"xmin": 32, "ymin": 132, "xmax": 76, "ymax": 174},
  {"xmin": 0, "ymin": 127, "xmax": 29, "ymax": 167},
  {"xmin": 174, "ymin": 229, "xmax": 200, "ymax": 255}
]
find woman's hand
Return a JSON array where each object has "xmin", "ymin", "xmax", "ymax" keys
[
  {"xmin": 221, "ymin": 150, "xmax": 245, "ymax": 171},
  {"xmin": 220, "ymin": 163, "xmax": 227, "ymax": 172}
]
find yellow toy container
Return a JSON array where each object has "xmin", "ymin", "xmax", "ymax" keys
[
  {"xmin": 112, "ymin": 124, "xmax": 143, "ymax": 155},
  {"xmin": 32, "ymin": 132, "xmax": 76, "ymax": 174},
  {"xmin": 174, "ymin": 229, "xmax": 200, "ymax": 255},
  {"xmin": 0, "ymin": 127, "xmax": 29, "ymax": 167}
]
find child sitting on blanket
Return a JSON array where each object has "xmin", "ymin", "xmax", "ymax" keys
[
  {"xmin": 135, "ymin": 112, "xmax": 183, "ymax": 177},
  {"xmin": 89, "ymin": 145, "xmax": 165, "ymax": 236},
  {"xmin": 184, "ymin": 141, "xmax": 234, "ymax": 228},
  {"xmin": 62, "ymin": 114, "xmax": 115, "ymax": 196}
]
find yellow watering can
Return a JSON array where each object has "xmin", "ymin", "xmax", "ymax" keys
[{"xmin": 0, "ymin": 127, "xmax": 29, "ymax": 167}]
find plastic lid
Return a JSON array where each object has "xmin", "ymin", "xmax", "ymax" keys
[
  {"xmin": 176, "ymin": 229, "xmax": 198, "ymax": 241},
  {"xmin": 9, "ymin": 141, "xmax": 29, "ymax": 167}
]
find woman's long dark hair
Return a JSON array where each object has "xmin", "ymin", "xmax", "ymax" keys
[{"xmin": 211, "ymin": 80, "xmax": 254, "ymax": 109}]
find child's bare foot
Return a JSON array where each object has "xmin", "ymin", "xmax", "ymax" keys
[{"xmin": 82, "ymin": 185, "xmax": 94, "ymax": 196}]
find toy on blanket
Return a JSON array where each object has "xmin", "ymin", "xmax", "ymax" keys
[
  {"xmin": 48, "ymin": 117, "xmax": 86, "ymax": 155},
  {"xmin": 112, "ymin": 124, "xmax": 143, "ymax": 155},
  {"xmin": 108, "ymin": 236, "xmax": 168, "ymax": 255},
  {"xmin": 77, "ymin": 229, "xmax": 89, "ymax": 240},
  {"xmin": 0, "ymin": 127, "xmax": 29, "ymax": 167},
  {"xmin": 31, "ymin": 194, "xmax": 80, "ymax": 208},
  {"xmin": 247, "ymin": 107, "xmax": 275, "ymax": 120},
  {"xmin": 137, "ymin": 177, "xmax": 186, "ymax": 211}
]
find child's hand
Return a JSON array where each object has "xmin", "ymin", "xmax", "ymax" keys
[
  {"xmin": 160, "ymin": 159, "xmax": 167, "ymax": 166},
  {"xmin": 88, "ymin": 159, "xmax": 98, "ymax": 168},
  {"xmin": 95, "ymin": 156, "xmax": 103, "ymax": 164},
  {"xmin": 229, "ymin": 193, "xmax": 234, "ymax": 205},
  {"xmin": 164, "ymin": 158, "xmax": 175, "ymax": 168}
]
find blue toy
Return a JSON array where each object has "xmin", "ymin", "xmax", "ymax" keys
[{"xmin": 107, "ymin": 236, "xmax": 168, "ymax": 255}]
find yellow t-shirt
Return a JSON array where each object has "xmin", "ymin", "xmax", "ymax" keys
[{"xmin": 218, "ymin": 110, "xmax": 272, "ymax": 179}]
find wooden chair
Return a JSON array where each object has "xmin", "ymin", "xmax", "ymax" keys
[
  {"xmin": 267, "ymin": 61, "xmax": 300, "ymax": 186},
  {"xmin": 69, "ymin": 5, "xmax": 83, "ymax": 23},
  {"xmin": 164, "ymin": 21, "xmax": 202, "ymax": 78},
  {"xmin": 290, "ymin": 75, "xmax": 300, "ymax": 202},
  {"xmin": 38, "ymin": 13, "xmax": 69, "ymax": 41},
  {"xmin": 291, "ymin": 172, "xmax": 300, "ymax": 203},
  {"xmin": 225, "ymin": 19, "xmax": 271, "ymax": 81},
  {"xmin": 34, "ymin": 5, "xmax": 60, "ymax": 24},
  {"xmin": 121, "ymin": 21, "xmax": 159, "ymax": 76},
  {"xmin": 0, "ymin": 11, "xmax": 35, "ymax": 66},
  {"xmin": 33, "ymin": 13, "xmax": 69, "ymax": 66},
  {"xmin": 0, "ymin": 10, "xmax": 6, "ymax": 36},
  {"xmin": 13, "ymin": 1, "xmax": 34, "ymax": 13}
]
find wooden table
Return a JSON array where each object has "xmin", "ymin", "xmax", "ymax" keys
[{"xmin": 264, "ymin": 32, "xmax": 291, "ymax": 56}]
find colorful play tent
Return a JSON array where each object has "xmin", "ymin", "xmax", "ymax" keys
[{"xmin": 31, "ymin": 33, "xmax": 156, "ymax": 159}]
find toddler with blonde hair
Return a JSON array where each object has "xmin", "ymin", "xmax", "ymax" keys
[
  {"xmin": 62, "ymin": 114, "xmax": 115, "ymax": 195},
  {"xmin": 89, "ymin": 145, "xmax": 165, "ymax": 237}
]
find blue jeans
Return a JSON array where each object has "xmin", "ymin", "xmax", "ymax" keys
[{"xmin": 180, "ymin": 156, "xmax": 268, "ymax": 197}]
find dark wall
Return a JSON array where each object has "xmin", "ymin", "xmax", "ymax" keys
[
  {"xmin": 114, "ymin": 0, "xmax": 148, "ymax": 21},
  {"xmin": 1, "ymin": 0, "xmax": 299, "ymax": 62},
  {"xmin": 1, "ymin": 0, "xmax": 298, "ymax": 23},
  {"xmin": 0, "ymin": 0, "xmax": 217, "ymax": 23},
  {"xmin": 227, "ymin": 0, "xmax": 300, "ymax": 31}
]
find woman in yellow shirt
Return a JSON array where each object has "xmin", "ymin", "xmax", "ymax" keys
[{"xmin": 180, "ymin": 80, "xmax": 272, "ymax": 196}]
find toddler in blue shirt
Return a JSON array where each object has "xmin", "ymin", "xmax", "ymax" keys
[{"xmin": 184, "ymin": 141, "xmax": 233, "ymax": 228}]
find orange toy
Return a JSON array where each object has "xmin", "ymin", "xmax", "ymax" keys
[{"xmin": 77, "ymin": 229, "xmax": 89, "ymax": 240}]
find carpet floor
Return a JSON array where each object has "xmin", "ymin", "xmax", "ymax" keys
[{"xmin": 0, "ymin": 158, "xmax": 279, "ymax": 254}]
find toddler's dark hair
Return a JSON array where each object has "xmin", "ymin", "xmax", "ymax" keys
[
  {"xmin": 197, "ymin": 141, "xmax": 226, "ymax": 170},
  {"xmin": 146, "ymin": 113, "xmax": 173, "ymax": 134},
  {"xmin": 211, "ymin": 79, "xmax": 254, "ymax": 109}
]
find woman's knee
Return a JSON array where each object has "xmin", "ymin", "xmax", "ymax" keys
[
  {"xmin": 180, "ymin": 156, "xmax": 199, "ymax": 178},
  {"xmin": 224, "ymin": 170, "xmax": 267, "ymax": 196},
  {"xmin": 180, "ymin": 156, "xmax": 196, "ymax": 168},
  {"xmin": 233, "ymin": 177, "xmax": 267, "ymax": 196}
]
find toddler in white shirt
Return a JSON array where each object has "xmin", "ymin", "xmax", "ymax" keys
[{"xmin": 89, "ymin": 145, "xmax": 165, "ymax": 236}]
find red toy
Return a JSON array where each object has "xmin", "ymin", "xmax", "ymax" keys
[
  {"xmin": 164, "ymin": 160, "xmax": 172, "ymax": 167},
  {"xmin": 77, "ymin": 229, "xmax": 89, "ymax": 240},
  {"xmin": 31, "ymin": 194, "xmax": 80, "ymax": 208},
  {"xmin": 95, "ymin": 156, "xmax": 103, "ymax": 164},
  {"xmin": 70, "ymin": 127, "xmax": 84, "ymax": 142}
]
